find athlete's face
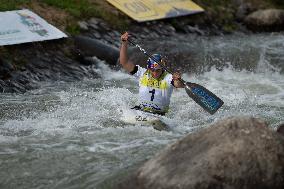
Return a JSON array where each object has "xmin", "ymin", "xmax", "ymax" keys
[{"xmin": 149, "ymin": 69, "xmax": 163, "ymax": 79}]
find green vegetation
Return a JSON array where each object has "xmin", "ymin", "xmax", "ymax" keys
[
  {"xmin": 42, "ymin": 0, "xmax": 95, "ymax": 18},
  {"xmin": 0, "ymin": 0, "xmax": 129, "ymax": 34},
  {"xmin": 0, "ymin": 0, "xmax": 29, "ymax": 11},
  {"xmin": 42, "ymin": 0, "xmax": 129, "ymax": 29},
  {"xmin": 0, "ymin": 0, "xmax": 94, "ymax": 16}
]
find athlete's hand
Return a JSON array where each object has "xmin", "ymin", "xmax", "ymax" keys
[
  {"xmin": 173, "ymin": 72, "xmax": 184, "ymax": 88},
  {"xmin": 121, "ymin": 32, "xmax": 130, "ymax": 43},
  {"xmin": 172, "ymin": 72, "xmax": 181, "ymax": 81}
]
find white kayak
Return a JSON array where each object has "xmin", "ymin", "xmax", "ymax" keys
[{"xmin": 121, "ymin": 108, "xmax": 171, "ymax": 131}]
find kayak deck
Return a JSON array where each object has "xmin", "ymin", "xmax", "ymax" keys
[{"xmin": 121, "ymin": 109, "xmax": 170, "ymax": 131}]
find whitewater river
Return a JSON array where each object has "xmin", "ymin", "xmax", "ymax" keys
[{"xmin": 0, "ymin": 33, "xmax": 283, "ymax": 188}]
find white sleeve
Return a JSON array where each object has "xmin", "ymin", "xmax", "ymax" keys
[
  {"xmin": 132, "ymin": 65, "xmax": 147, "ymax": 79},
  {"xmin": 165, "ymin": 74, "xmax": 174, "ymax": 86}
]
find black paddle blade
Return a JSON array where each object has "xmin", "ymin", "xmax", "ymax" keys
[{"xmin": 184, "ymin": 82, "xmax": 224, "ymax": 114}]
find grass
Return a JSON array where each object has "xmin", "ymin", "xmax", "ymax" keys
[
  {"xmin": 0, "ymin": 0, "xmax": 94, "ymax": 16},
  {"xmin": 0, "ymin": 0, "xmax": 29, "ymax": 11},
  {"xmin": 0, "ymin": 0, "xmax": 129, "ymax": 34},
  {"xmin": 42, "ymin": 0, "xmax": 94, "ymax": 18}
]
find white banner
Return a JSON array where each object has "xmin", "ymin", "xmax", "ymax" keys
[{"xmin": 0, "ymin": 9, "xmax": 67, "ymax": 46}]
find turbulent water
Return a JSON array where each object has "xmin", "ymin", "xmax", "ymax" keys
[{"xmin": 0, "ymin": 33, "xmax": 283, "ymax": 189}]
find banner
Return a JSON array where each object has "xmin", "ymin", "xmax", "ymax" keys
[
  {"xmin": 0, "ymin": 9, "xmax": 67, "ymax": 46},
  {"xmin": 107, "ymin": 0, "xmax": 204, "ymax": 22}
]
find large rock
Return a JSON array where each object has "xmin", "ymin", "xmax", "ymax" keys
[
  {"xmin": 118, "ymin": 117, "xmax": 284, "ymax": 189},
  {"xmin": 245, "ymin": 9, "xmax": 284, "ymax": 31}
]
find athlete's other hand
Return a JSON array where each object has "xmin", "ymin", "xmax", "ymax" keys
[{"xmin": 172, "ymin": 72, "xmax": 181, "ymax": 81}]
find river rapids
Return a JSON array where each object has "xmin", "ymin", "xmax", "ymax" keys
[{"xmin": 0, "ymin": 33, "xmax": 283, "ymax": 189}]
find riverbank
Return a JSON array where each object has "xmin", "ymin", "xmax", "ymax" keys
[{"xmin": 0, "ymin": 0, "xmax": 284, "ymax": 92}]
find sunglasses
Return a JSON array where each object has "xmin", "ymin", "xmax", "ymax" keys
[{"xmin": 148, "ymin": 62, "xmax": 161, "ymax": 70}]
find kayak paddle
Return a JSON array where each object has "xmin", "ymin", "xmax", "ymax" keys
[{"xmin": 127, "ymin": 39, "xmax": 224, "ymax": 115}]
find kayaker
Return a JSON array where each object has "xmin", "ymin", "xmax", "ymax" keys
[{"xmin": 120, "ymin": 32, "xmax": 184, "ymax": 115}]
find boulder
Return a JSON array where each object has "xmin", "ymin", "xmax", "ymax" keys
[
  {"xmin": 118, "ymin": 117, "xmax": 284, "ymax": 189},
  {"xmin": 244, "ymin": 9, "xmax": 284, "ymax": 31}
]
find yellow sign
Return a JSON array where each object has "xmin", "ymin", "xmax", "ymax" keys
[{"xmin": 107, "ymin": 0, "xmax": 204, "ymax": 22}]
